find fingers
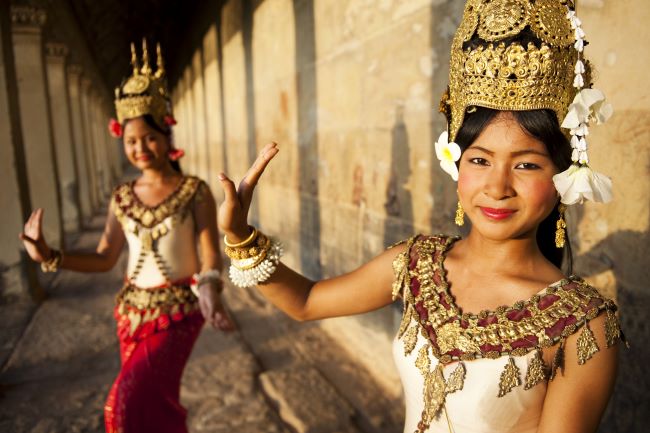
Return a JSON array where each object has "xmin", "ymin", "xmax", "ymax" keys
[
  {"xmin": 214, "ymin": 310, "xmax": 236, "ymax": 332},
  {"xmin": 19, "ymin": 233, "xmax": 37, "ymax": 245},
  {"xmin": 218, "ymin": 173, "xmax": 240, "ymax": 207},
  {"xmin": 238, "ymin": 143, "xmax": 279, "ymax": 206},
  {"xmin": 245, "ymin": 142, "xmax": 279, "ymax": 186}
]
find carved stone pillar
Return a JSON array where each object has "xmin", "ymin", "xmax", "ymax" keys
[
  {"xmin": 45, "ymin": 42, "xmax": 80, "ymax": 233},
  {"xmin": 66, "ymin": 64, "xmax": 92, "ymax": 221},
  {"xmin": 80, "ymin": 76, "xmax": 100, "ymax": 208},
  {"xmin": 89, "ymin": 91, "xmax": 110, "ymax": 196},
  {"xmin": 11, "ymin": 5, "xmax": 63, "ymax": 248},
  {"xmin": 0, "ymin": 2, "xmax": 42, "ymax": 301}
]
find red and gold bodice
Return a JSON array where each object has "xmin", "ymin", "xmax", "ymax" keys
[{"xmin": 391, "ymin": 235, "xmax": 624, "ymax": 433}]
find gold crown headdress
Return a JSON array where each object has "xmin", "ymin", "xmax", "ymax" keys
[
  {"xmin": 111, "ymin": 39, "xmax": 174, "ymax": 134},
  {"xmin": 435, "ymin": 0, "xmax": 613, "ymax": 206}
]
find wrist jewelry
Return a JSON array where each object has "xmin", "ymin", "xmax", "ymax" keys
[
  {"xmin": 225, "ymin": 233, "xmax": 270, "ymax": 260},
  {"xmin": 229, "ymin": 238, "xmax": 283, "ymax": 288},
  {"xmin": 41, "ymin": 249, "xmax": 63, "ymax": 273},
  {"xmin": 224, "ymin": 226, "xmax": 257, "ymax": 248},
  {"xmin": 190, "ymin": 269, "xmax": 223, "ymax": 297}
]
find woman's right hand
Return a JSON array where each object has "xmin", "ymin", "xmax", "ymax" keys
[
  {"xmin": 20, "ymin": 208, "xmax": 52, "ymax": 263},
  {"xmin": 217, "ymin": 142, "xmax": 279, "ymax": 242}
]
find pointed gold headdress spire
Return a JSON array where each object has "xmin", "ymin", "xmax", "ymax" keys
[
  {"xmin": 155, "ymin": 43, "xmax": 165, "ymax": 79},
  {"xmin": 130, "ymin": 42, "xmax": 139, "ymax": 76},
  {"xmin": 140, "ymin": 38, "xmax": 152, "ymax": 76}
]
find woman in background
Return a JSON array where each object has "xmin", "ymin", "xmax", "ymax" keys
[{"xmin": 20, "ymin": 40, "xmax": 234, "ymax": 433}]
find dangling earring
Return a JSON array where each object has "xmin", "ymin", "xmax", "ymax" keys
[
  {"xmin": 455, "ymin": 201, "xmax": 465, "ymax": 226},
  {"xmin": 555, "ymin": 204, "xmax": 567, "ymax": 248}
]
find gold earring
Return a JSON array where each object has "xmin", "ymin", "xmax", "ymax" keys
[
  {"xmin": 555, "ymin": 204, "xmax": 567, "ymax": 248},
  {"xmin": 455, "ymin": 201, "xmax": 465, "ymax": 226}
]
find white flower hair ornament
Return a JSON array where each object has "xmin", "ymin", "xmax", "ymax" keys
[
  {"xmin": 435, "ymin": 130, "xmax": 461, "ymax": 181},
  {"xmin": 552, "ymin": 8, "xmax": 614, "ymax": 206}
]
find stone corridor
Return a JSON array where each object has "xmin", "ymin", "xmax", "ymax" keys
[{"xmin": 0, "ymin": 208, "xmax": 403, "ymax": 433}]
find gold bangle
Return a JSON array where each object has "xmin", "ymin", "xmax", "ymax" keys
[
  {"xmin": 224, "ymin": 226, "xmax": 258, "ymax": 248},
  {"xmin": 225, "ymin": 234, "xmax": 270, "ymax": 260},
  {"xmin": 40, "ymin": 248, "xmax": 62, "ymax": 273}
]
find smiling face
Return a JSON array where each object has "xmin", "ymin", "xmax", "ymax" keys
[
  {"xmin": 123, "ymin": 116, "xmax": 171, "ymax": 171},
  {"xmin": 457, "ymin": 112, "xmax": 560, "ymax": 242}
]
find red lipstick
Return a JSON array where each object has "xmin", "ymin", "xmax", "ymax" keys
[{"xmin": 480, "ymin": 207, "xmax": 516, "ymax": 220}]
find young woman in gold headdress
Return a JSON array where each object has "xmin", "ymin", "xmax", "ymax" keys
[
  {"xmin": 215, "ymin": 1, "xmax": 624, "ymax": 432},
  {"xmin": 19, "ymin": 41, "xmax": 234, "ymax": 433}
]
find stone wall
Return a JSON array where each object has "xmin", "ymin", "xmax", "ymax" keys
[
  {"xmin": 0, "ymin": 1, "xmax": 119, "ymax": 302},
  {"xmin": 172, "ymin": 0, "xmax": 650, "ymax": 427}
]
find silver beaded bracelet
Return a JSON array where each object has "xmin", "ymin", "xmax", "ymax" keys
[
  {"xmin": 191, "ymin": 269, "xmax": 223, "ymax": 297},
  {"xmin": 229, "ymin": 239, "xmax": 283, "ymax": 288}
]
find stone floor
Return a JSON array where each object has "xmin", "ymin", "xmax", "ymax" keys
[{"xmin": 0, "ymin": 211, "xmax": 404, "ymax": 433}]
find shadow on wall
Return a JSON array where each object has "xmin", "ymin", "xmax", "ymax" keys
[
  {"xmin": 294, "ymin": 0, "xmax": 322, "ymax": 280},
  {"xmin": 572, "ymin": 200, "xmax": 650, "ymax": 433},
  {"xmin": 383, "ymin": 105, "xmax": 414, "ymax": 248},
  {"xmin": 242, "ymin": 0, "xmax": 259, "ymax": 226}
]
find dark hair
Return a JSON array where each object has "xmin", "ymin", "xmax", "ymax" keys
[
  {"xmin": 455, "ymin": 107, "xmax": 573, "ymax": 272},
  {"xmin": 122, "ymin": 114, "xmax": 182, "ymax": 173}
]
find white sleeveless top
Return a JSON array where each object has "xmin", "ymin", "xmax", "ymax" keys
[
  {"xmin": 111, "ymin": 176, "xmax": 206, "ymax": 288},
  {"xmin": 390, "ymin": 235, "xmax": 621, "ymax": 433},
  {"xmin": 393, "ymin": 336, "xmax": 545, "ymax": 433}
]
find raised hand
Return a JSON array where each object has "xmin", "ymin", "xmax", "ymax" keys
[
  {"xmin": 217, "ymin": 142, "xmax": 279, "ymax": 241},
  {"xmin": 19, "ymin": 208, "xmax": 52, "ymax": 263}
]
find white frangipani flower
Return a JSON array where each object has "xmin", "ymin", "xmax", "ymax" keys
[
  {"xmin": 562, "ymin": 88, "xmax": 613, "ymax": 129},
  {"xmin": 435, "ymin": 130, "xmax": 461, "ymax": 181},
  {"xmin": 553, "ymin": 164, "xmax": 613, "ymax": 205}
]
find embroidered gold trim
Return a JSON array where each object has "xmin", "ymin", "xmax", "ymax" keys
[
  {"xmin": 111, "ymin": 176, "xmax": 201, "ymax": 230},
  {"xmin": 390, "ymin": 235, "xmax": 625, "ymax": 427}
]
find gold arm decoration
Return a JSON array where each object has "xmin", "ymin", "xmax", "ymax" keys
[
  {"xmin": 41, "ymin": 249, "xmax": 63, "ymax": 273},
  {"xmin": 225, "ymin": 228, "xmax": 284, "ymax": 288}
]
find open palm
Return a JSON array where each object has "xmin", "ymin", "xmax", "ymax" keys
[
  {"xmin": 20, "ymin": 208, "xmax": 51, "ymax": 263},
  {"xmin": 217, "ymin": 142, "xmax": 279, "ymax": 241}
]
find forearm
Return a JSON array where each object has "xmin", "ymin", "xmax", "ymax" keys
[
  {"xmin": 59, "ymin": 251, "xmax": 117, "ymax": 273},
  {"xmin": 253, "ymin": 263, "xmax": 317, "ymax": 321}
]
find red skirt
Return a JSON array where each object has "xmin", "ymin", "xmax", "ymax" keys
[{"xmin": 104, "ymin": 281, "xmax": 204, "ymax": 433}]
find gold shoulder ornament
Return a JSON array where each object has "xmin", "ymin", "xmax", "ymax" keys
[{"xmin": 394, "ymin": 236, "xmax": 627, "ymax": 432}]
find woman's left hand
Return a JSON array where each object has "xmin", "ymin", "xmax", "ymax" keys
[{"xmin": 198, "ymin": 283, "xmax": 236, "ymax": 332}]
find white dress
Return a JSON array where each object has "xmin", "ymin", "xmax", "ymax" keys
[{"xmin": 389, "ymin": 235, "xmax": 621, "ymax": 433}]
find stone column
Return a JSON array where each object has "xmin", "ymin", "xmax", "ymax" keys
[
  {"xmin": 89, "ymin": 91, "xmax": 109, "ymax": 196},
  {"xmin": 66, "ymin": 64, "xmax": 92, "ymax": 221},
  {"xmin": 80, "ymin": 77, "xmax": 100, "ymax": 209},
  {"xmin": 192, "ymin": 49, "xmax": 209, "ymax": 181},
  {"xmin": 0, "ymin": 2, "xmax": 42, "ymax": 301},
  {"xmin": 183, "ymin": 66, "xmax": 197, "ymax": 175},
  {"xmin": 11, "ymin": 5, "xmax": 63, "ymax": 248},
  {"xmin": 45, "ymin": 42, "xmax": 80, "ymax": 233}
]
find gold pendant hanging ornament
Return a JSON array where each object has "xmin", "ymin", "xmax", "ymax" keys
[
  {"xmin": 555, "ymin": 204, "xmax": 567, "ymax": 248},
  {"xmin": 497, "ymin": 357, "xmax": 522, "ymax": 397},
  {"xmin": 455, "ymin": 201, "xmax": 465, "ymax": 226},
  {"xmin": 524, "ymin": 350, "xmax": 547, "ymax": 390}
]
